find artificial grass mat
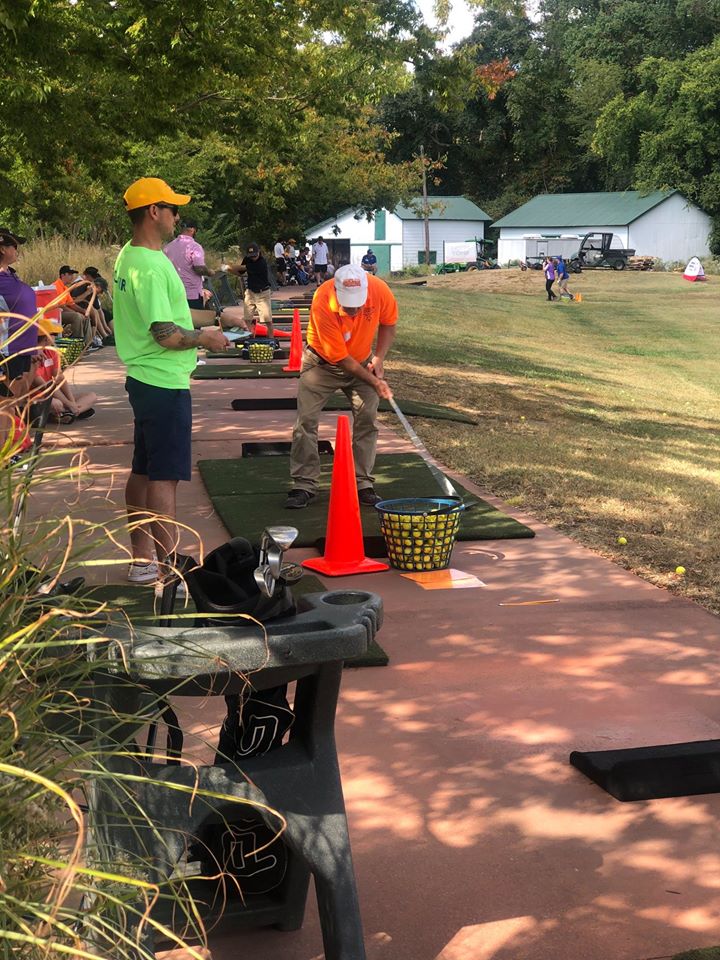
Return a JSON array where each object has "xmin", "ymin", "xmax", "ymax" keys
[
  {"xmin": 229, "ymin": 395, "xmax": 477, "ymax": 424},
  {"xmin": 672, "ymin": 950, "xmax": 720, "ymax": 960},
  {"xmin": 85, "ymin": 575, "xmax": 388, "ymax": 667},
  {"xmin": 193, "ymin": 364, "xmax": 300, "ymax": 379},
  {"xmin": 198, "ymin": 451, "xmax": 534, "ymax": 548}
]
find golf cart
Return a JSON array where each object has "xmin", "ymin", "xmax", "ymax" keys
[
  {"xmin": 436, "ymin": 238, "xmax": 499, "ymax": 274},
  {"xmin": 569, "ymin": 233, "xmax": 635, "ymax": 272}
]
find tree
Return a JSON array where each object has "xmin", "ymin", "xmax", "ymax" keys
[
  {"xmin": 593, "ymin": 38, "xmax": 720, "ymax": 243},
  {"xmin": 0, "ymin": 0, "xmax": 436, "ymax": 243}
]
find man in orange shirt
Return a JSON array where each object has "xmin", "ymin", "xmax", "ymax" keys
[
  {"xmin": 286, "ymin": 264, "xmax": 396, "ymax": 509},
  {"xmin": 53, "ymin": 265, "xmax": 92, "ymax": 345}
]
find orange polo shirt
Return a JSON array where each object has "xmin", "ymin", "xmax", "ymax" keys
[
  {"xmin": 306, "ymin": 274, "xmax": 398, "ymax": 365},
  {"xmin": 53, "ymin": 278, "xmax": 72, "ymax": 305}
]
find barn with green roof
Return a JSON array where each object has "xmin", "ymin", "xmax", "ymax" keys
[{"xmin": 493, "ymin": 191, "xmax": 711, "ymax": 265}]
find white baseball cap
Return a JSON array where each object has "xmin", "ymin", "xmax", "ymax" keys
[{"xmin": 334, "ymin": 264, "xmax": 368, "ymax": 308}]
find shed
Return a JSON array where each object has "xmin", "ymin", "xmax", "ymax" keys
[
  {"xmin": 493, "ymin": 191, "xmax": 711, "ymax": 265},
  {"xmin": 305, "ymin": 197, "xmax": 491, "ymax": 274}
]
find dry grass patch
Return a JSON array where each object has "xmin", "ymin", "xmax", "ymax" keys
[{"xmin": 389, "ymin": 272, "xmax": 720, "ymax": 613}]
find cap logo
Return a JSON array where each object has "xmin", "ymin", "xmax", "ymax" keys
[{"xmin": 342, "ymin": 278, "xmax": 362, "ymax": 288}]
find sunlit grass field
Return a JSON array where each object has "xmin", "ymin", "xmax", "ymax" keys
[{"xmin": 390, "ymin": 271, "xmax": 720, "ymax": 613}]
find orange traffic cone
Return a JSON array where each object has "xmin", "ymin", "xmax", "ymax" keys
[
  {"xmin": 283, "ymin": 309, "xmax": 303, "ymax": 372},
  {"xmin": 303, "ymin": 416, "xmax": 389, "ymax": 577}
]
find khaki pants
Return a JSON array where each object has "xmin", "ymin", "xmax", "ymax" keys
[
  {"xmin": 243, "ymin": 287, "xmax": 273, "ymax": 328},
  {"xmin": 290, "ymin": 349, "xmax": 379, "ymax": 493},
  {"xmin": 63, "ymin": 309, "xmax": 91, "ymax": 345}
]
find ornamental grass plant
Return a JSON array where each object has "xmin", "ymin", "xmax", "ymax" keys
[{"xmin": 0, "ymin": 314, "xmax": 278, "ymax": 958}]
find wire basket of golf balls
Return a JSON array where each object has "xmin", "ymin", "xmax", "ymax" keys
[
  {"xmin": 247, "ymin": 342, "xmax": 275, "ymax": 364},
  {"xmin": 54, "ymin": 338, "xmax": 85, "ymax": 366},
  {"xmin": 375, "ymin": 497, "xmax": 463, "ymax": 572}
]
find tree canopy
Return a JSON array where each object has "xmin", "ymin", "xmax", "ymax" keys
[
  {"xmin": 0, "ymin": 0, "xmax": 435, "ymax": 244},
  {"xmin": 3, "ymin": 0, "xmax": 720, "ymax": 247}
]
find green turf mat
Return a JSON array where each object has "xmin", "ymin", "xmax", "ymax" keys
[
  {"xmin": 672, "ymin": 950, "xmax": 720, "ymax": 960},
  {"xmin": 193, "ymin": 364, "xmax": 300, "ymax": 379},
  {"xmin": 198, "ymin": 452, "xmax": 534, "ymax": 545},
  {"xmin": 86, "ymin": 578, "xmax": 387, "ymax": 667},
  {"xmin": 325, "ymin": 395, "xmax": 477, "ymax": 424}
]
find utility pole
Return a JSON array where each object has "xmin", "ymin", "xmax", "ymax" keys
[{"xmin": 420, "ymin": 144, "xmax": 430, "ymax": 272}]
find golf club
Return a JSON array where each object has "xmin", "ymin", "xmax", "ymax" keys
[{"xmin": 387, "ymin": 395, "xmax": 460, "ymax": 499}]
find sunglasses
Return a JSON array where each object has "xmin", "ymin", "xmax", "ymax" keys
[
  {"xmin": 154, "ymin": 203, "xmax": 179, "ymax": 216},
  {"xmin": 0, "ymin": 239, "xmax": 18, "ymax": 249}
]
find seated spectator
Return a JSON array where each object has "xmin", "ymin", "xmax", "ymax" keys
[
  {"xmin": 72, "ymin": 267, "xmax": 112, "ymax": 348},
  {"xmin": 0, "ymin": 228, "xmax": 38, "ymax": 399},
  {"xmin": 32, "ymin": 317, "xmax": 96, "ymax": 422},
  {"xmin": 361, "ymin": 248, "xmax": 378, "ymax": 274},
  {"xmin": 54, "ymin": 265, "xmax": 93, "ymax": 344}
]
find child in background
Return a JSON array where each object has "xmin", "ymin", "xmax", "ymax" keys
[{"xmin": 32, "ymin": 317, "xmax": 96, "ymax": 422}]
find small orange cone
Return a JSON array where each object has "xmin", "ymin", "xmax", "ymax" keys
[
  {"xmin": 283, "ymin": 308, "xmax": 303, "ymax": 372},
  {"xmin": 254, "ymin": 322, "xmax": 290, "ymax": 339},
  {"xmin": 303, "ymin": 416, "xmax": 389, "ymax": 577},
  {"xmin": 574, "ymin": 293, "xmax": 583, "ymax": 303}
]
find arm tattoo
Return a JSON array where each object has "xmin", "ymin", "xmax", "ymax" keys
[{"xmin": 151, "ymin": 321, "xmax": 202, "ymax": 349}]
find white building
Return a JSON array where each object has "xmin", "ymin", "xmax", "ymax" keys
[
  {"xmin": 493, "ymin": 190, "xmax": 711, "ymax": 265},
  {"xmin": 305, "ymin": 197, "xmax": 491, "ymax": 274}
]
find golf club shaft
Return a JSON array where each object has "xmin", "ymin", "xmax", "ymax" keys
[{"xmin": 387, "ymin": 396, "xmax": 459, "ymax": 499}]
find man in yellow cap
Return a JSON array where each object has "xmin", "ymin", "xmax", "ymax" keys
[{"xmin": 114, "ymin": 177, "xmax": 230, "ymax": 586}]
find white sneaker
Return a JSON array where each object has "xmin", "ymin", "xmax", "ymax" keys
[{"xmin": 127, "ymin": 561, "xmax": 159, "ymax": 584}]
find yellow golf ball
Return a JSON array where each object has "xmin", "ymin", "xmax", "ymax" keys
[
  {"xmin": 675, "ymin": 566, "xmax": 686, "ymax": 576},
  {"xmin": 617, "ymin": 536, "xmax": 627, "ymax": 545}
]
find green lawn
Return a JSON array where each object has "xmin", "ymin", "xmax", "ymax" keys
[{"xmin": 388, "ymin": 271, "xmax": 720, "ymax": 612}]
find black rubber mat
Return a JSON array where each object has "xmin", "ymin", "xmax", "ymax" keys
[
  {"xmin": 570, "ymin": 741, "xmax": 720, "ymax": 801},
  {"xmin": 230, "ymin": 396, "xmax": 476, "ymax": 424},
  {"xmin": 242, "ymin": 440, "xmax": 333, "ymax": 457}
]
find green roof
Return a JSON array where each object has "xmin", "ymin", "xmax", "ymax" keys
[
  {"xmin": 394, "ymin": 196, "xmax": 491, "ymax": 221},
  {"xmin": 492, "ymin": 190, "xmax": 678, "ymax": 229}
]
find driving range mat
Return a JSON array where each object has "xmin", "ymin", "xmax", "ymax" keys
[
  {"xmin": 229, "ymin": 395, "xmax": 476, "ymax": 424},
  {"xmin": 85, "ymin": 576, "xmax": 387, "ymax": 667},
  {"xmin": 198, "ymin": 452, "xmax": 534, "ymax": 547},
  {"xmin": 193, "ymin": 364, "xmax": 300, "ymax": 379}
]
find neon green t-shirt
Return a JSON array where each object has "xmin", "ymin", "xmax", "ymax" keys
[{"xmin": 113, "ymin": 242, "xmax": 196, "ymax": 389}]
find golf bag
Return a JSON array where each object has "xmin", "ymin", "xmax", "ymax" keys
[{"xmin": 185, "ymin": 537, "xmax": 296, "ymax": 894}]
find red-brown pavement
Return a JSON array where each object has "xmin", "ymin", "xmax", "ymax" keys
[{"xmin": 29, "ymin": 336, "xmax": 720, "ymax": 960}]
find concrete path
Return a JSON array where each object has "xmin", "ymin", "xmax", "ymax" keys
[{"xmin": 31, "ymin": 329, "xmax": 720, "ymax": 960}]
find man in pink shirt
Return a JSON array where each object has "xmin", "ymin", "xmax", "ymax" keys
[{"xmin": 163, "ymin": 219, "xmax": 212, "ymax": 308}]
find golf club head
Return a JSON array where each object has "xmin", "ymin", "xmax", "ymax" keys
[{"xmin": 254, "ymin": 525, "xmax": 299, "ymax": 597}]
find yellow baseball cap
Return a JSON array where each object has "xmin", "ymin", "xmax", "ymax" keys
[
  {"xmin": 38, "ymin": 316, "xmax": 63, "ymax": 336},
  {"xmin": 123, "ymin": 177, "xmax": 191, "ymax": 211}
]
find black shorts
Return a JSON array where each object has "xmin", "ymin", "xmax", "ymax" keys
[
  {"xmin": 315, "ymin": 263, "xmax": 328, "ymax": 275},
  {"xmin": 5, "ymin": 352, "xmax": 33, "ymax": 382},
  {"xmin": 275, "ymin": 258, "xmax": 286, "ymax": 272},
  {"xmin": 125, "ymin": 377, "xmax": 192, "ymax": 482},
  {"xmin": 187, "ymin": 296, "xmax": 206, "ymax": 309}
]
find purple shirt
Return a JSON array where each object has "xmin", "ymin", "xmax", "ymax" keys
[
  {"xmin": 163, "ymin": 234, "xmax": 205, "ymax": 299},
  {"xmin": 0, "ymin": 268, "xmax": 38, "ymax": 354},
  {"xmin": 544, "ymin": 262, "xmax": 556, "ymax": 280}
]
